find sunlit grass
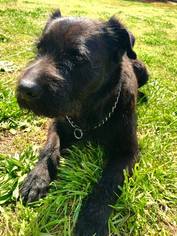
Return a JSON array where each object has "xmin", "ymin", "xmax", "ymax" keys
[{"xmin": 0, "ymin": 0, "xmax": 177, "ymax": 235}]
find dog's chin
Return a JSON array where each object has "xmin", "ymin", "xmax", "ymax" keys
[
  {"xmin": 17, "ymin": 101, "xmax": 65, "ymax": 118},
  {"xmin": 17, "ymin": 94, "xmax": 81, "ymax": 120}
]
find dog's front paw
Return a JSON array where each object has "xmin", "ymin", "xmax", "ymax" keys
[
  {"xmin": 75, "ymin": 212, "xmax": 109, "ymax": 236},
  {"xmin": 20, "ymin": 163, "xmax": 50, "ymax": 203}
]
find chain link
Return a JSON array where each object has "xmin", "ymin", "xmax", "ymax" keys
[{"xmin": 66, "ymin": 78, "xmax": 122, "ymax": 139}]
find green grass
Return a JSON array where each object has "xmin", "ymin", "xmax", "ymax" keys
[{"xmin": 0, "ymin": 0, "xmax": 177, "ymax": 235}]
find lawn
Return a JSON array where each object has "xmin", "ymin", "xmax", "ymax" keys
[{"xmin": 0, "ymin": 0, "xmax": 177, "ymax": 235}]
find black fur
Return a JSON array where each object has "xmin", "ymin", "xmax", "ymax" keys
[{"xmin": 16, "ymin": 10, "xmax": 148, "ymax": 236}]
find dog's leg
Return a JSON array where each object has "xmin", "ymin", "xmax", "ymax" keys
[
  {"xmin": 20, "ymin": 121, "xmax": 60, "ymax": 203},
  {"xmin": 75, "ymin": 157, "xmax": 136, "ymax": 236},
  {"xmin": 75, "ymin": 116, "xmax": 138, "ymax": 236}
]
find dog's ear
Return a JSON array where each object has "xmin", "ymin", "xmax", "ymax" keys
[
  {"xmin": 106, "ymin": 17, "xmax": 137, "ymax": 60},
  {"xmin": 128, "ymin": 31, "xmax": 135, "ymax": 48},
  {"xmin": 42, "ymin": 9, "xmax": 62, "ymax": 34},
  {"xmin": 50, "ymin": 9, "xmax": 62, "ymax": 20}
]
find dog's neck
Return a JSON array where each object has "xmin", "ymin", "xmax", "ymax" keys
[{"xmin": 65, "ymin": 70, "xmax": 123, "ymax": 139}]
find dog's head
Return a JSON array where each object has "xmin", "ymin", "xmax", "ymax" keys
[{"xmin": 16, "ymin": 10, "xmax": 136, "ymax": 118}]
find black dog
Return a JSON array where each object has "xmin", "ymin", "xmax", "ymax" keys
[{"xmin": 16, "ymin": 10, "xmax": 148, "ymax": 236}]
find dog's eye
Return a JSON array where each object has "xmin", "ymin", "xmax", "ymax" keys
[
  {"xmin": 75, "ymin": 54, "xmax": 90, "ymax": 66},
  {"xmin": 76, "ymin": 56, "xmax": 88, "ymax": 64},
  {"xmin": 66, "ymin": 48, "xmax": 89, "ymax": 64}
]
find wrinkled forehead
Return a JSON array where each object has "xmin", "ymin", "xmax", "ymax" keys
[{"xmin": 41, "ymin": 17, "xmax": 102, "ymax": 52}]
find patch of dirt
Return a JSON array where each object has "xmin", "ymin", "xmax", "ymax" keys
[
  {"xmin": 0, "ymin": 122, "xmax": 48, "ymax": 155},
  {"xmin": 0, "ymin": 61, "xmax": 18, "ymax": 73}
]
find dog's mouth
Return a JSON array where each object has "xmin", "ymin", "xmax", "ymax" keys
[
  {"xmin": 16, "ymin": 90, "xmax": 80, "ymax": 119},
  {"xmin": 17, "ymin": 93, "xmax": 61, "ymax": 118}
]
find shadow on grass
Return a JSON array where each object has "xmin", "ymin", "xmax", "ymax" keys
[{"xmin": 138, "ymin": 91, "xmax": 148, "ymax": 104}]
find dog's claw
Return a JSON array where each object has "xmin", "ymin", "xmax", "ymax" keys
[{"xmin": 20, "ymin": 164, "xmax": 50, "ymax": 203}]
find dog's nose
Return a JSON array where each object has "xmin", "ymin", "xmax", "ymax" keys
[{"xmin": 18, "ymin": 80, "xmax": 42, "ymax": 99}]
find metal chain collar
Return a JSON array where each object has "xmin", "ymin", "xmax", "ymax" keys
[{"xmin": 65, "ymin": 79, "xmax": 122, "ymax": 140}]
